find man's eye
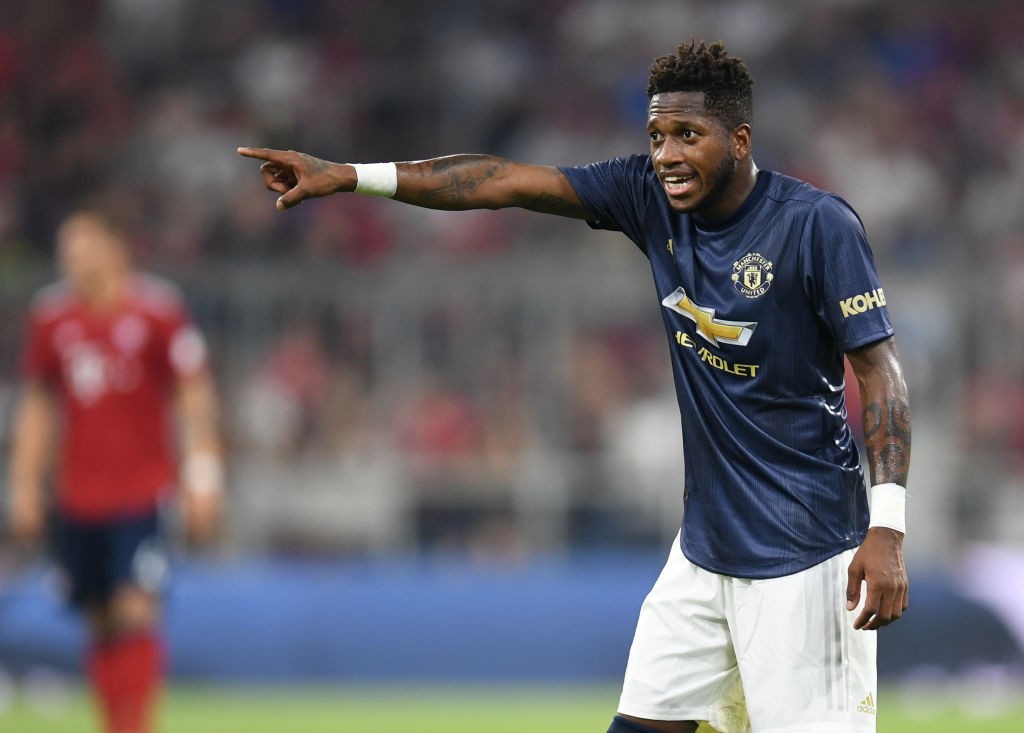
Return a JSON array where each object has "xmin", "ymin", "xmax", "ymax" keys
[
  {"xmin": 682, "ymin": 130, "xmax": 695, "ymax": 139},
  {"xmin": 649, "ymin": 131, "xmax": 663, "ymax": 142}
]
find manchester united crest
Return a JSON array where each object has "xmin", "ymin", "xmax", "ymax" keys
[{"xmin": 731, "ymin": 252, "xmax": 774, "ymax": 298}]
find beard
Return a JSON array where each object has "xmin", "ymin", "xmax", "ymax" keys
[{"xmin": 692, "ymin": 154, "xmax": 737, "ymax": 219}]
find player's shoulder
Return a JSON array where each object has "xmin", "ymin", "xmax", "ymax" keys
[
  {"xmin": 128, "ymin": 274, "xmax": 188, "ymax": 318},
  {"xmin": 28, "ymin": 281, "xmax": 76, "ymax": 323},
  {"xmin": 568, "ymin": 153, "xmax": 653, "ymax": 177},
  {"xmin": 620, "ymin": 152, "xmax": 654, "ymax": 168},
  {"xmin": 614, "ymin": 153, "xmax": 655, "ymax": 179},
  {"xmin": 764, "ymin": 172, "xmax": 863, "ymax": 228},
  {"xmin": 764, "ymin": 171, "xmax": 833, "ymax": 206}
]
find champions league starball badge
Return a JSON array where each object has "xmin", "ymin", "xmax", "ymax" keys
[{"xmin": 732, "ymin": 253, "xmax": 774, "ymax": 298}]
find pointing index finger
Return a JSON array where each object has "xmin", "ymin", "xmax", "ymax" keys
[{"xmin": 237, "ymin": 146, "xmax": 285, "ymax": 162}]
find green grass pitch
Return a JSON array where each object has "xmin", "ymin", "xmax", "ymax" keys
[{"xmin": 2, "ymin": 685, "xmax": 1023, "ymax": 733}]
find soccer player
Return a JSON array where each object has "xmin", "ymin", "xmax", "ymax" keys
[
  {"xmin": 7, "ymin": 206, "xmax": 224, "ymax": 733},
  {"xmin": 238, "ymin": 39, "xmax": 910, "ymax": 733}
]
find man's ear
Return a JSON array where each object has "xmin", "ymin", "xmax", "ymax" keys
[{"xmin": 733, "ymin": 124, "xmax": 752, "ymax": 160}]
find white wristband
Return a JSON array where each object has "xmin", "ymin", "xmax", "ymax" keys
[
  {"xmin": 868, "ymin": 482, "xmax": 906, "ymax": 533},
  {"xmin": 183, "ymin": 452, "xmax": 225, "ymax": 497},
  {"xmin": 352, "ymin": 162, "xmax": 398, "ymax": 198}
]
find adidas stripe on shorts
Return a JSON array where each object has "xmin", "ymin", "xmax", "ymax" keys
[{"xmin": 617, "ymin": 534, "xmax": 877, "ymax": 733}]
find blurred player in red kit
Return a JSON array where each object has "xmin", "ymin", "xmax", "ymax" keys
[{"xmin": 7, "ymin": 206, "xmax": 224, "ymax": 733}]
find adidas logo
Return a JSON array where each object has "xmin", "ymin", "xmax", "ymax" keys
[{"xmin": 857, "ymin": 692, "xmax": 876, "ymax": 716}]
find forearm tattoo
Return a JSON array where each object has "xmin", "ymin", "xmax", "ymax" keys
[
  {"xmin": 862, "ymin": 397, "xmax": 911, "ymax": 486},
  {"xmin": 398, "ymin": 155, "xmax": 586, "ymax": 216},
  {"xmin": 403, "ymin": 155, "xmax": 507, "ymax": 209}
]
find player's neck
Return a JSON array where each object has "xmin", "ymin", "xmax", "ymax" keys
[
  {"xmin": 693, "ymin": 160, "xmax": 760, "ymax": 226},
  {"xmin": 79, "ymin": 271, "xmax": 130, "ymax": 312},
  {"xmin": 732, "ymin": 161, "xmax": 759, "ymax": 211}
]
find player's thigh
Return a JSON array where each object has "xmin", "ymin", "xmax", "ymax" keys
[
  {"xmin": 106, "ymin": 509, "xmax": 169, "ymax": 626},
  {"xmin": 51, "ymin": 511, "xmax": 110, "ymax": 609},
  {"xmin": 728, "ymin": 549, "xmax": 876, "ymax": 733},
  {"xmin": 618, "ymin": 535, "xmax": 739, "ymax": 724}
]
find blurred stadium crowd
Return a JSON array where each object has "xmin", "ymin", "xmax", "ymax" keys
[{"xmin": 0, "ymin": 0, "xmax": 1022, "ymax": 560}]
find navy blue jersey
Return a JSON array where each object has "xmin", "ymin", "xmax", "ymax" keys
[{"xmin": 559, "ymin": 155, "xmax": 894, "ymax": 578}]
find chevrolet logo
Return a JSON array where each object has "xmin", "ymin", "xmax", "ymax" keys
[{"xmin": 661, "ymin": 287, "xmax": 756, "ymax": 347}]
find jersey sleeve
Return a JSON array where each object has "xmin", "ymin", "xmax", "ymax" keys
[
  {"xmin": 558, "ymin": 155, "xmax": 653, "ymax": 254},
  {"xmin": 149, "ymin": 288, "xmax": 209, "ymax": 380},
  {"xmin": 802, "ymin": 195, "xmax": 894, "ymax": 351},
  {"xmin": 168, "ymin": 321, "xmax": 208, "ymax": 379},
  {"xmin": 20, "ymin": 310, "xmax": 59, "ymax": 385}
]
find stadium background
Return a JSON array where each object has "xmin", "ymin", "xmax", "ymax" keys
[{"xmin": 0, "ymin": 0, "xmax": 1022, "ymax": 730}]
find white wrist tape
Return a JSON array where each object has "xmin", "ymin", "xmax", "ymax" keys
[
  {"xmin": 352, "ymin": 162, "xmax": 398, "ymax": 198},
  {"xmin": 868, "ymin": 482, "xmax": 906, "ymax": 533},
  {"xmin": 183, "ymin": 452, "xmax": 225, "ymax": 496}
]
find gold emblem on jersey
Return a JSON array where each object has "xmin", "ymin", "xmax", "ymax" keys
[
  {"xmin": 731, "ymin": 252, "xmax": 774, "ymax": 298},
  {"xmin": 662, "ymin": 287, "xmax": 757, "ymax": 347}
]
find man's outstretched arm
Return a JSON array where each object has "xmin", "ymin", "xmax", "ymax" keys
[{"xmin": 237, "ymin": 148, "xmax": 595, "ymax": 219}]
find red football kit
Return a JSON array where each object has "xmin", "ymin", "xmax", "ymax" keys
[{"xmin": 22, "ymin": 275, "xmax": 207, "ymax": 520}]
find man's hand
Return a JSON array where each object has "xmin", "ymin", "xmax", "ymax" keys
[
  {"xmin": 180, "ymin": 452, "xmax": 223, "ymax": 546},
  {"xmin": 182, "ymin": 486, "xmax": 222, "ymax": 547},
  {"xmin": 237, "ymin": 148, "xmax": 354, "ymax": 210},
  {"xmin": 846, "ymin": 527, "xmax": 909, "ymax": 630}
]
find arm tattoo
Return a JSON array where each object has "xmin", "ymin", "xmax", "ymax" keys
[
  {"xmin": 403, "ymin": 155, "xmax": 508, "ymax": 209},
  {"xmin": 396, "ymin": 155, "xmax": 590, "ymax": 217},
  {"xmin": 862, "ymin": 397, "xmax": 911, "ymax": 486},
  {"xmin": 528, "ymin": 191, "xmax": 591, "ymax": 217}
]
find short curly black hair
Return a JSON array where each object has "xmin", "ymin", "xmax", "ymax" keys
[{"xmin": 647, "ymin": 39, "xmax": 753, "ymax": 131}]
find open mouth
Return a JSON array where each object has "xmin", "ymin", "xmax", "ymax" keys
[{"xmin": 662, "ymin": 173, "xmax": 697, "ymax": 196}]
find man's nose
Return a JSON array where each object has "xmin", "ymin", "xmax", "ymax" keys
[{"xmin": 655, "ymin": 136, "xmax": 687, "ymax": 166}]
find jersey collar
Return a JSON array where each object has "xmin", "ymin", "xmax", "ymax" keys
[{"xmin": 693, "ymin": 170, "xmax": 771, "ymax": 233}]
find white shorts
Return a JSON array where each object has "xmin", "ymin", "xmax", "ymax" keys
[{"xmin": 618, "ymin": 535, "xmax": 877, "ymax": 733}]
